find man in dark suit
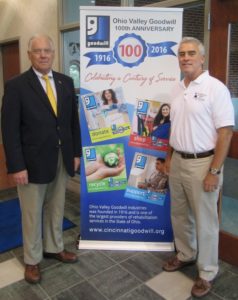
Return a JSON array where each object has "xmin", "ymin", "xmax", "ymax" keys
[{"xmin": 1, "ymin": 34, "xmax": 81, "ymax": 284}]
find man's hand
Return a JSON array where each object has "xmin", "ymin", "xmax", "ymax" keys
[
  {"xmin": 203, "ymin": 173, "xmax": 219, "ymax": 192},
  {"xmin": 74, "ymin": 157, "xmax": 80, "ymax": 172},
  {"xmin": 164, "ymin": 146, "xmax": 173, "ymax": 175},
  {"xmin": 164, "ymin": 157, "xmax": 171, "ymax": 175},
  {"xmin": 12, "ymin": 170, "xmax": 28, "ymax": 185},
  {"xmin": 203, "ymin": 126, "xmax": 233, "ymax": 193}
]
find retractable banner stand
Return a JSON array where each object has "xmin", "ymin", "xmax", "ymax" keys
[{"xmin": 79, "ymin": 6, "xmax": 183, "ymax": 251}]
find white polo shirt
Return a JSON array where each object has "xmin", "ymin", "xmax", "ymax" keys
[{"xmin": 169, "ymin": 71, "xmax": 235, "ymax": 153}]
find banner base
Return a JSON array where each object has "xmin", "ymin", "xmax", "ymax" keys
[{"xmin": 77, "ymin": 239, "xmax": 174, "ymax": 251}]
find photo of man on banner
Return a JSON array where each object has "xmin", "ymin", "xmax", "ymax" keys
[{"xmin": 125, "ymin": 153, "xmax": 168, "ymax": 205}]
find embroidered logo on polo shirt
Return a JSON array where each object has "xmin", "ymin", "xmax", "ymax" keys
[{"xmin": 194, "ymin": 92, "xmax": 207, "ymax": 101}]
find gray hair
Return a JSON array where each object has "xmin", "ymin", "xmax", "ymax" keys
[
  {"xmin": 28, "ymin": 34, "xmax": 54, "ymax": 51},
  {"xmin": 178, "ymin": 37, "xmax": 205, "ymax": 56}
]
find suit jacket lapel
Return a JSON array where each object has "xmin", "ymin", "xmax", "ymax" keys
[{"xmin": 26, "ymin": 68, "xmax": 57, "ymax": 117}]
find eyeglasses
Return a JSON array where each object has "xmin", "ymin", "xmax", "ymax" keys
[{"xmin": 30, "ymin": 49, "xmax": 54, "ymax": 55}]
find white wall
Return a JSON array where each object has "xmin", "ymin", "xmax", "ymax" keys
[
  {"xmin": 0, "ymin": 0, "xmax": 59, "ymax": 73},
  {"xmin": 0, "ymin": 0, "xmax": 59, "ymax": 142}
]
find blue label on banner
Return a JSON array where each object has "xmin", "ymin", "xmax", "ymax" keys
[
  {"xmin": 84, "ymin": 51, "xmax": 116, "ymax": 67},
  {"xmin": 137, "ymin": 100, "xmax": 149, "ymax": 115},
  {"xmin": 84, "ymin": 95, "xmax": 97, "ymax": 110},
  {"xmin": 111, "ymin": 124, "xmax": 131, "ymax": 135},
  {"xmin": 85, "ymin": 148, "xmax": 97, "ymax": 161},
  {"xmin": 86, "ymin": 16, "xmax": 110, "ymax": 48},
  {"xmin": 124, "ymin": 186, "xmax": 166, "ymax": 206},
  {"xmin": 108, "ymin": 177, "xmax": 127, "ymax": 188},
  {"xmin": 145, "ymin": 190, "xmax": 165, "ymax": 204},
  {"xmin": 135, "ymin": 154, "xmax": 147, "ymax": 169},
  {"xmin": 147, "ymin": 41, "xmax": 177, "ymax": 57}
]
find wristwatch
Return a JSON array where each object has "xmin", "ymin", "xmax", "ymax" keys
[{"xmin": 209, "ymin": 168, "xmax": 221, "ymax": 175}]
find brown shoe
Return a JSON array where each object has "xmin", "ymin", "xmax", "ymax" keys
[
  {"xmin": 163, "ymin": 256, "xmax": 196, "ymax": 272},
  {"xmin": 43, "ymin": 250, "xmax": 78, "ymax": 263},
  {"xmin": 191, "ymin": 277, "xmax": 212, "ymax": 298},
  {"xmin": 24, "ymin": 264, "xmax": 41, "ymax": 284}
]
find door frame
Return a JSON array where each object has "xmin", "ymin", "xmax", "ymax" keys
[
  {"xmin": 209, "ymin": 0, "xmax": 238, "ymax": 266},
  {"xmin": 0, "ymin": 39, "xmax": 20, "ymax": 189}
]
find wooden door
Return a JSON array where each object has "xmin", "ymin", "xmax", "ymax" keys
[
  {"xmin": 209, "ymin": 0, "xmax": 238, "ymax": 266},
  {"xmin": 2, "ymin": 41, "xmax": 20, "ymax": 83}
]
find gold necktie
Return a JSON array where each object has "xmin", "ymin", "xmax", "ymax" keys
[{"xmin": 42, "ymin": 75, "xmax": 57, "ymax": 115}]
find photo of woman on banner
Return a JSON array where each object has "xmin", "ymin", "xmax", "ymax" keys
[
  {"xmin": 137, "ymin": 157, "xmax": 168, "ymax": 194},
  {"xmin": 99, "ymin": 88, "xmax": 129, "ymax": 128},
  {"xmin": 101, "ymin": 89, "xmax": 128, "ymax": 114},
  {"xmin": 101, "ymin": 89, "xmax": 118, "ymax": 111},
  {"xmin": 81, "ymin": 87, "xmax": 130, "ymax": 143},
  {"xmin": 151, "ymin": 103, "xmax": 171, "ymax": 140},
  {"xmin": 129, "ymin": 100, "xmax": 169, "ymax": 151}
]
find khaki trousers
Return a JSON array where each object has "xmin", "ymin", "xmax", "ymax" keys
[
  {"xmin": 18, "ymin": 152, "xmax": 69, "ymax": 265},
  {"xmin": 169, "ymin": 151, "xmax": 223, "ymax": 281}
]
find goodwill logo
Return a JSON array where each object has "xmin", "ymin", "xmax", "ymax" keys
[
  {"xmin": 84, "ymin": 95, "xmax": 97, "ymax": 110},
  {"xmin": 135, "ymin": 154, "xmax": 147, "ymax": 169},
  {"xmin": 137, "ymin": 100, "xmax": 149, "ymax": 115},
  {"xmin": 85, "ymin": 148, "xmax": 97, "ymax": 161},
  {"xmin": 86, "ymin": 16, "xmax": 110, "ymax": 48}
]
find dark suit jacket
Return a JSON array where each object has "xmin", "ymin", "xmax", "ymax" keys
[{"xmin": 1, "ymin": 68, "xmax": 81, "ymax": 183}]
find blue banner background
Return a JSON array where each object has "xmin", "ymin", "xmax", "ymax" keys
[{"xmin": 80, "ymin": 88, "xmax": 173, "ymax": 242}]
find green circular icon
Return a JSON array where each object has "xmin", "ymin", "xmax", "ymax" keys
[{"xmin": 103, "ymin": 152, "xmax": 119, "ymax": 168}]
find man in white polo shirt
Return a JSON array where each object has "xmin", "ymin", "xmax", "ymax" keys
[{"xmin": 163, "ymin": 37, "xmax": 234, "ymax": 298}]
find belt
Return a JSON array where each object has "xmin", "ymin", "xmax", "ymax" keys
[{"xmin": 175, "ymin": 150, "xmax": 214, "ymax": 159}]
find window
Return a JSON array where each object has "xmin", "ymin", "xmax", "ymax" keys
[
  {"xmin": 60, "ymin": 0, "xmax": 95, "ymax": 93},
  {"xmin": 62, "ymin": 0, "xmax": 95, "ymax": 25},
  {"xmin": 228, "ymin": 22, "xmax": 238, "ymax": 98},
  {"xmin": 62, "ymin": 30, "xmax": 80, "ymax": 94}
]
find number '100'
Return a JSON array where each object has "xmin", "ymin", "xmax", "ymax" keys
[{"xmin": 119, "ymin": 44, "xmax": 142, "ymax": 57}]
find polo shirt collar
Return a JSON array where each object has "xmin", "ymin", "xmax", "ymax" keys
[
  {"xmin": 193, "ymin": 70, "xmax": 209, "ymax": 84},
  {"xmin": 180, "ymin": 70, "xmax": 209, "ymax": 88}
]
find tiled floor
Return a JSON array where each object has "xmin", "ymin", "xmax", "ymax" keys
[{"xmin": 0, "ymin": 188, "xmax": 238, "ymax": 300}]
